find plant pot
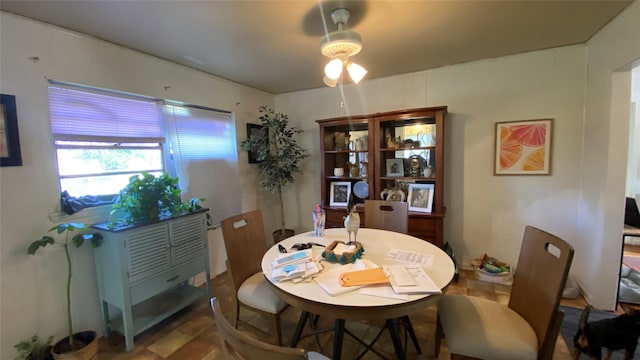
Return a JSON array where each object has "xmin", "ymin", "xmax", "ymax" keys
[
  {"xmin": 52, "ymin": 331, "xmax": 98, "ymax": 360},
  {"xmin": 272, "ymin": 229, "xmax": 295, "ymax": 243}
]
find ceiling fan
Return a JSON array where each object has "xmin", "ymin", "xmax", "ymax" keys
[{"xmin": 320, "ymin": 8, "xmax": 367, "ymax": 87}]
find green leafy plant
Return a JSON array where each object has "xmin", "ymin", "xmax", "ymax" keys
[
  {"xmin": 14, "ymin": 334, "xmax": 54, "ymax": 360},
  {"xmin": 110, "ymin": 172, "xmax": 182, "ymax": 225},
  {"xmin": 240, "ymin": 106, "xmax": 309, "ymax": 236},
  {"xmin": 109, "ymin": 172, "xmax": 209, "ymax": 228},
  {"xmin": 27, "ymin": 223, "xmax": 103, "ymax": 350}
]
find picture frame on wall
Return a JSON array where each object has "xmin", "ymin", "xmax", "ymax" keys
[
  {"xmin": 494, "ymin": 118, "xmax": 553, "ymax": 175},
  {"xmin": 0, "ymin": 94, "xmax": 22, "ymax": 167},
  {"xmin": 330, "ymin": 181, "xmax": 351, "ymax": 207},
  {"xmin": 407, "ymin": 183, "xmax": 434, "ymax": 213},
  {"xmin": 246, "ymin": 123, "xmax": 266, "ymax": 164},
  {"xmin": 386, "ymin": 158, "xmax": 404, "ymax": 177}
]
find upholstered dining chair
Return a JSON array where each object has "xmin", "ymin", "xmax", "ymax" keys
[
  {"xmin": 435, "ymin": 225, "xmax": 575, "ymax": 360},
  {"xmin": 211, "ymin": 297, "xmax": 331, "ymax": 360},
  {"xmin": 221, "ymin": 210, "xmax": 289, "ymax": 345},
  {"xmin": 364, "ymin": 200, "xmax": 409, "ymax": 233}
]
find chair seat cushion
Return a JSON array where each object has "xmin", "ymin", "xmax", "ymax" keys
[
  {"xmin": 438, "ymin": 294, "xmax": 538, "ymax": 360},
  {"xmin": 238, "ymin": 272, "xmax": 288, "ymax": 313},
  {"xmin": 307, "ymin": 351, "xmax": 331, "ymax": 360}
]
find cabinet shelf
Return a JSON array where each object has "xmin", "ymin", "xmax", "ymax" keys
[
  {"xmin": 324, "ymin": 150, "xmax": 369, "ymax": 154},
  {"xmin": 380, "ymin": 146, "xmax": 436, "ymax": 152},
  {"xmin": 327, "ymin": 176, "xmax": 367, "ymax": 180},
  {"xmin": 317, "ymin": 106, "xmax": 447, "ymax": 247},
  {"xmin": 109, "ymin": 285, "xmax": 207, "ymax": 338},
  {"xmin": 380, "ymin": 176, "xmax": 436, "ymax": 181}
]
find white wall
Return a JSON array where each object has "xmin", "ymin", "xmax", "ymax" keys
[
  {"xmin": 627, "ymin": 67, "xmax": 640, "ymax": 197},
  {"xmin": 577, "ymin": 2, "xmax": 640, "ymax": 309},
  {"xmin": 0, "ymin": 12, "xmax": 273, "ymax": 358}
]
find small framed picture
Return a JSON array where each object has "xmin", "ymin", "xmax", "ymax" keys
[
  {"xmin": 330, "ymin": 181, "xmax": 351, "ymax": 207},
  {"xmin": 494, "ymin": 118, "xmax": 553, "ymax": 175},
  {"xmin": 386, "ymin": 158, "xmax": 404, "ymax": 177},
  {"xmin": 407, "ymin": 183, "xmax": 435, "ymax": 213},
  {"xmin": 246, "ymin": 123, "xmax": 266, "ymax": 164},
  {"xmin": 0, "ymin": 94, "xmax": 22, "ymax": 167}
]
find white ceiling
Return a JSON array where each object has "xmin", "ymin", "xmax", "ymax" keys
[{"xmin": 0, "ymin": 0, "xmax": 632, "ymax": 95}]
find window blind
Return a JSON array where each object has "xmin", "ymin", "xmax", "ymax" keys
[
  {"xmin": 165, "ymin": 103, "xmax": 241, "ymax": 226},
  {"xmin": 48, "ymin": 83, "xmax": 164, "ymax": 142}
]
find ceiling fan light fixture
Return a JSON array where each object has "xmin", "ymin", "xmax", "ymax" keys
[
  {"xmin": 320, "ymin": 30, "xmax": 362, "ymax": 58},
  {"xmin": 347, "ymin": 61, "xmax": 367, "ymax": 84},
  {"xmin": 323, "ymin": 75, "xmax": 338, "ymax": 88},
  {"xmin": 325, "ymin": 58, "xmax": 344, "ymax": 80}
]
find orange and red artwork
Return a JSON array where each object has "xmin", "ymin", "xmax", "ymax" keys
[{"xmin": 494, "ymin": 119, "xmax": 552, "ymax": 175}]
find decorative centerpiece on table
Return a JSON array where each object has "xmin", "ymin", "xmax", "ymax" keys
[{"xmin": 322, "ymin": 191, "xmax": 365, "ymax": 264}]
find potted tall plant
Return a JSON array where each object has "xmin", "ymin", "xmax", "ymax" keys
[
  {"xmin": 241, "ymin": 106, "xmax": 309, "ymax": 242},
  {"xmin": 27, "ymin": 223, "xmax": 104, "ymax": 359}
]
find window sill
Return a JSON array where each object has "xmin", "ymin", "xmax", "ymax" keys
[{"xmin": 48, "ymin": 204, "xmax": 112, "ymax": 225}]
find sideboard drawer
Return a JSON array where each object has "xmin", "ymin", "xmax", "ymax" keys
[{"xmin": 129, "ymin": 257, "xmax": 206, "ymax": 305}]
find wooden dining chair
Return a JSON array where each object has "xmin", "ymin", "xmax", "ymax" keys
[
  {"xmin": 363, "ymin": 199, "xmax": 421, "ymax": 355},
  {"xmin": 211, "ymin": 297, "xmax": 331, "ymax": 360},
  {"xmin": 435, "ymin": 225, "xmax": 575, "ymax": 360},
  {"xmin": 221, "ymin": 210, "xmax": 289, "ymax": 345},
  {"xmin": 364, "ymin": 200, "xmax": 408, "ymax": 233}
]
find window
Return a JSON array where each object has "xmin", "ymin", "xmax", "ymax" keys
[
  {"xmin": 165, "ymin": 102, "xmax": 241, "ymax": 225},
  {"xmin": 49, "ymin": 81, "xmax": 241, "ymax": 225},
  {"xmin": 49, "ymin": 83, "xmax": 165, "ymax": 197}
]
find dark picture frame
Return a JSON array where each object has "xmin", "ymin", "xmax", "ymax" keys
[
  {"xmin": 246, "ymin": 123, "xmax": 266, "ymax": 164},
  {"xmin": 0, "ymin": 94, "xmax": 22, "ymax": 167},
  {"xmin": 330, "ymin": 181, "xmax": 351, "ymax": 207}
]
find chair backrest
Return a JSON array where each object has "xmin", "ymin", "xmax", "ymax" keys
[
  {"xmin": 364, "ymin": 200, "xmax": 408, "ymax": 233},
  {"xmin": 221, "ymin": 210, "xmax": 267, "ymax": 293},
  {"xmin": 508, "ymin": 225, "xmax": 574, "ymax": 358},
  {"xmin": 211, "ymin": 297, "xmax": 307, "ymax": 360}
]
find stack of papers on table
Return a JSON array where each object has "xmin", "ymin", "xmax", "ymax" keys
[
  {"xmin": 383, "ymin": 264, "xmax": 441, "ymax": 295},
  {"xmin": 314, "ymin": 259, "xmax": 378, "ymax": 296},
  {"xmin": 270, "ymin": 250, "xmax": 321, "ymax": 282}
]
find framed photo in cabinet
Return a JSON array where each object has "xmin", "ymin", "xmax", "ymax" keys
[
  {"xmin": 407, "ymin": 183, "xmax": 434, "ymax": 213},
  {"xmin": 494, "ymin": 118, "xmax": 552, "ymax": 175},
  {"xmin": 386, "ymin": 158, "xmax": 404, "ymax": 177},
  {"xmin": 330, "ymin": 181, "xmax": 351, "ymax": 207}
]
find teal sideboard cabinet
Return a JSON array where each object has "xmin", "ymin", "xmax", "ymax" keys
[{"xmin": 92, "ymin": 209, "xmax": 211, "ymax": 351}]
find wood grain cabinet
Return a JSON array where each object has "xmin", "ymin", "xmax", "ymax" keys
[
  {"xmin": 317, "ymin": 107, "xmax": 447, "ymax": 247},
  {"xmin": 92, "ymin": 210, "xmax": 211, "ymax": 351}
]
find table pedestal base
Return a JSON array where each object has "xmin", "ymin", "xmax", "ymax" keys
[{"xmin": 290, "ymin": 311, "xmax": 421, "ymax": 360}]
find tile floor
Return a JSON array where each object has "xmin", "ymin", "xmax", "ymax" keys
[{"xmin": 93, "ymin": 266, "xmax": 601, "ymax": 359}]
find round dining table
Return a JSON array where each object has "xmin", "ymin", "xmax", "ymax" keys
[{"xmin": 261, "ymin": 227, "xmax": 455, "ymax": 360}]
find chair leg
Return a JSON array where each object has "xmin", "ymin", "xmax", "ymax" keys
[
  {"xmin": 233, "ymin": 301, "xmax": 240, "ymax": 328},
  {"xmin": 273, "ymin": 313, "xmax": 283, "ymax": 346},
  {"xmin": 434, "ymin": 313, "xmax": 443, "ymax": 358}
]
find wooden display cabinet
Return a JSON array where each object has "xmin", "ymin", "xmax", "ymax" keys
[{"xmin": 316, "ymin": 106, "xmax": 447, "ymax": 247}]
